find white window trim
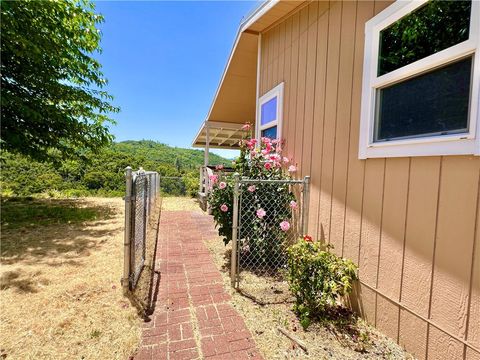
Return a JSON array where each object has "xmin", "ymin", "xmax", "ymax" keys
[
  {"xmin": 256, "ymin": 82, "xmax": 284, "ymax": 141},
  {"xmin": 359, "ymin": 0, "xmax": 480, "ymax": 159}
]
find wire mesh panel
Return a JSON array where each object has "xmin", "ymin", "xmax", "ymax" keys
[
  {"xmin": 124, "ymin": 168, "xmax": 160, "ymax": 292},
  {"xmin": 233, "ymin": 177, "xmax": 310, "ymax": 303},
  {"xmin": 130, "ymin": 172, "xmax": 148, "ymax": 288}
]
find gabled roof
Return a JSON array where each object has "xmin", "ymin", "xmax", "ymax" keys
[{"xmin": 192, "ymin": 0, "xmax": 305, "ymax": 149}]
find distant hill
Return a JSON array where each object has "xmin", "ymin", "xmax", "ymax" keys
[
  {"xmin": 0, "ymin": 140, "xmax": 231, "ymax": 197},
  {"xmin": 115, "ymin": 140, "xmax": 228, "ymax": 172}
]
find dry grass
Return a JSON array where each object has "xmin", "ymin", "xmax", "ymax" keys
[
  {"xmin": 205, "ymin": 237, "xmax": 414, "ymax": 360},
  {"xmin": 0, "ymin": 197, "xmax": 141, "ymax": 360}
]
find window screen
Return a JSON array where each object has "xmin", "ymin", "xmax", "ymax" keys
[
  {"xmin": 378, "ymin": 1, "xmax": 471, "ymax": 76},
  {"xmin": 375, "ymin": 56, "xmax": 472, "ymax": 142}
]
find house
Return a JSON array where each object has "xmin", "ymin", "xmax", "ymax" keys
[{"xmin": 192, "ymin": 1, "xmax": 480, "ymax": 359}]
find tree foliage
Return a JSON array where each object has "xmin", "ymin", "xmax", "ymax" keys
[
  {"xmin": 0, "ymin": 140, "xmax": 229, "ymax": 197},
  {"xmin": 1, "ymin": 0, "xmax": 118, "ymax": 162},
  {"xmin": 379, "ymin": 0, "xmax": 471, "ymax": 75}
]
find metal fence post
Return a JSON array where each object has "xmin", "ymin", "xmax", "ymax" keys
[
  {"xmin": 230, "ymin": 173, "xmax": 240, "ymax": 288},
  {"xmin": 123, "ymin": 166, "xmax": 133, "ymax": 293},
  {"xmin": 302, "ymin": 176, "xmax": 311, "ymax": 236}
]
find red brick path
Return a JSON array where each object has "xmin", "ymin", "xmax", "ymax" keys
[{"xmin": 134, "ymin": 211, "xmax": 263, "ymax": 360}]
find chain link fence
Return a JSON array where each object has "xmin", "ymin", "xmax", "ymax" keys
[
  {"xmin": 123, "ymin": 167, "xmax": 160, "ymax": 297},
  {"xmin": 230, "ymin": 175, "xmax": 310, "ymax": 304}
]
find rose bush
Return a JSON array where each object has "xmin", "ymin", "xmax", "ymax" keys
[{"xmin": 208, "ymin": 124, "xmax": 297, "ymax": 266}]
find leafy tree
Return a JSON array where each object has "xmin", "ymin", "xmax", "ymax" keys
[
  {"xmin": 0, "ymin": 141, "xmax": 230, "ymax": 197},
  {"xmin": 1, "ymin": 0, "xmax": 118, "ymax": 162},
  {"xmin": 175, "ymin": 157, "xmax": 182, "ymax": 173},
  {"xmin": 379, "ymin": 0, "xmax": 471, "ymax": 75}
]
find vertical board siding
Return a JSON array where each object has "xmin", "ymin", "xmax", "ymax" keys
[
  {"xmin": 399, "ymin": 309, "xmax": 428, "ymax": 360},
  {"xmin": 359, "ymin": 158, "xmax": 385, "ymax": 287},
  {"xmin": 282, "ymin": 17, "xmax": 293, "ymax": 154},
  {"xmin": 287, "ymin": 12, "xmax": 300, "ymax": 161},
  {"xmin": 401, "ymin": 157, "xmax": 440, "ymax": 317},
  {"xmin": 468, "ymin": 201, "xmax": 480, "ymax": 348},
  {"xmin": 377, "ymin": 158, "xmax": 409, "ymax": 301},
  {"xmin": 293, "ymin": 6, "xmax": 309, "ymax": 166},
  {"xmin": 258, "ymin": 1, "xmax": 480, "ymax": 358},
  {"xmin": 300, "ymin": 1, "xmax": 319, "ymax": 178},
  {"xmin": 343, "ymin": 0, "xmax": 374, "ymax": 265},
  {"xmin": 308, "ymin": 4, "xmax": 329, "ymax": 239},
  {"xmin": 430, "ymin": 157, "xmax": 479, "ymax": 338},
  {"xmin": 318, "ymin": 0, "xmax": 342, "ymax": 243},
  {"xmin": 329, "ymin": 0, "xmax": 357, "ymax": 256}
]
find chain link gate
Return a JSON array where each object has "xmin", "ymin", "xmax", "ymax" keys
[
  {"xmin": 230, "ymin": 175, "xmax": 310, "ymax": 302},
  {"xmin": 123, "ymin": 167, "xmax": 160, "ymax": 292}
]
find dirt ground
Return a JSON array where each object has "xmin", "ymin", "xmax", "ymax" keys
[{"xmin": 0, "ymin": 197, "xmax": 141, "ymax": 360}]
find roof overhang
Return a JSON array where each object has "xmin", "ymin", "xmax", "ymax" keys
[
  {"xmin": 192, "ymin": 0, "xmax": 305, "ymax": 149},
  {"xmin": 192, "ymin": 121, "xmax": 246, "ymax": 149}
]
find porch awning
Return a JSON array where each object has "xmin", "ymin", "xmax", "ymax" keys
[
  {"xmin": 192, "ymin": 121, "xmax": 246, "ymax": 149},
  {"xmin": 192, "ymin": 0, "xmax": 304, "ymax": 149}
]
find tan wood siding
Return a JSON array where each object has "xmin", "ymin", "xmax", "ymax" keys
[{"xmin": 259, "ymin": 1, "xmax": 480, "ymax": 359}]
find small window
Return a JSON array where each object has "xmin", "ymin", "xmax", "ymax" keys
[
  {"xmin": 257, "ymin": 83, "xmax": 284, "ymax": 140},
  {"xmin": 359, "ymin": 0, "xmax": 480, "ymax": 159}
]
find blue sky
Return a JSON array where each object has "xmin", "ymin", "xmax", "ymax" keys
[{"xmin": 95, "ymin": 1, "xmax": 257, "ymax": 157}]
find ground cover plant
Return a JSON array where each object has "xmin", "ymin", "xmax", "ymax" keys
[{"xmin": 0, "ymin": 197, "xmax": 141, "ymax": 359}]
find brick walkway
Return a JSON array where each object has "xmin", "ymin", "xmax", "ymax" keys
[{"xmin": 134, "ymin": 211, "xmax": 263, "ymax": 360}]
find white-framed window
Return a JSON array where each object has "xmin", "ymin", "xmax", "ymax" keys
[
  {"xmin": 359, "ymin": 0, "xmax": 480, "ymax": 159},
  {"xmin": 256, "ymin": 82, "xmax": 284, "ymax": 140}
]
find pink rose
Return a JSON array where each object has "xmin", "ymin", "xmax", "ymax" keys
[
  {"xmin": 283, "ymin": 157, "xmax": 290, "ymax": 164},
  {"xmin": 264, "ymin": 162, "xmax": 272, "ymax": 170},
  {"xmin": 215, "ymin": 164, "xmax": 224, "ymax": 170},
  {"xmin": 261, "ymin": 149, "xmax": 269, "ymax": 156},
  {"xmin": 248, "ymin": 185, "xmax": 256, "ymax": 192},
  {"xmin": 220, "ymin": 204, "xmax": 228, "ymax": 212},
  {"xmin": 280, "ymin": 220, "xmax": 290, "ymax": 232},
  {"xmin": 256, "ymin": 208, "xmax": 266, "ymax": 219},
  {"xmin": 242, "ymin": 124, "xmax": 251, "ymax": 131},
  {"xmin": 269, "ymin": 153, "xmax": 281, "ymax": 162},
  {"xmin": 289, "ymin": 200, "xmax": 298, "ymax": 210},
  {"xmin": 219, "ymin": 182, "xmax": 227, "ymax": 189},
  {"xmin": 288, "ymin": 165, "xmax": 297, "ymax": 173}
]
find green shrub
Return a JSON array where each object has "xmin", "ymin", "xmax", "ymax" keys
[{"xmin": 287, "ymin": 237, "xmax": 358, "ymax": 329}]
